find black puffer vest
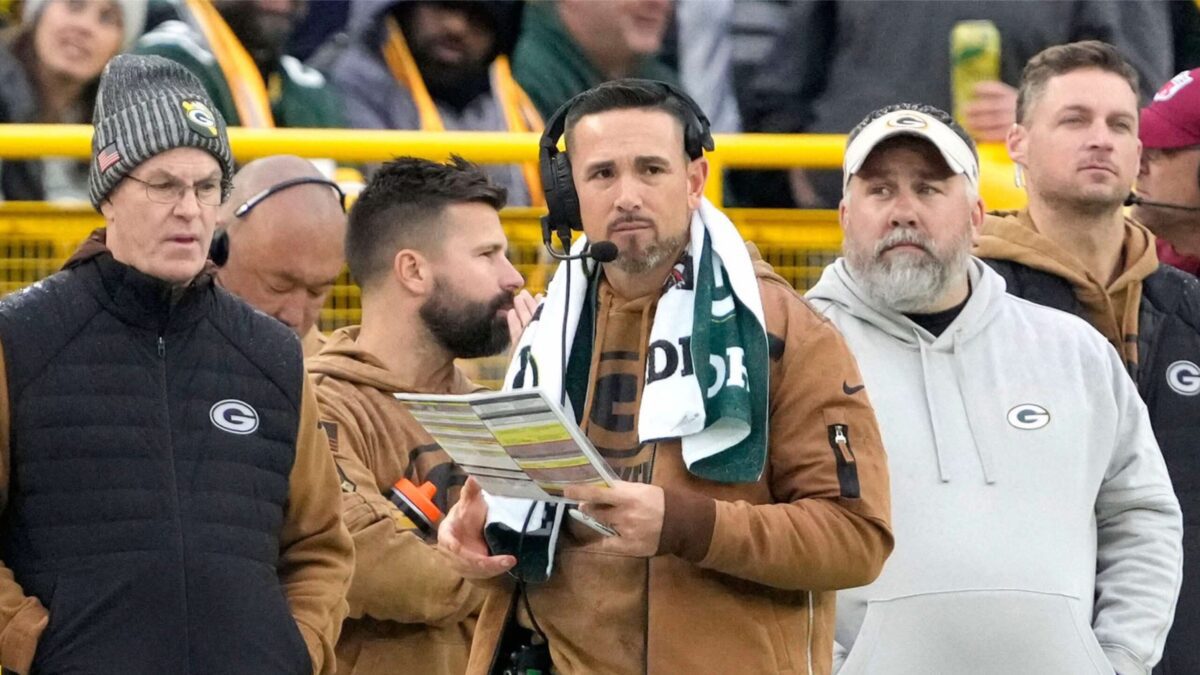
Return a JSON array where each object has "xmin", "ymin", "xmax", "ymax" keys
[
  {"xmin": 986, "ymin": 258, "xmax": 1200, "ymax": 675},
  {"xmin": 0, "ymin": 251, "xmax": 310, "ymax": 674}
]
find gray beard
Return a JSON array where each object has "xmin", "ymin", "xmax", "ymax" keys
[{"xmin": 846, "ymin": 228, "xmax": 971, "ymax": 314}]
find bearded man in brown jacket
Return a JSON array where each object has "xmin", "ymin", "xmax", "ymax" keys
[
  {"xmin": 438, "ymin": 80, "xmax": 894, "ymax": 674},
  {"xmin": 308, "ymin": 156, "xmax": 538, "ymax": 674}
]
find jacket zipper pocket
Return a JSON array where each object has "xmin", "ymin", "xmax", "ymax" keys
[{"xmin": 827, "ymin": 424, "xmax": 860, "ymax": 498}]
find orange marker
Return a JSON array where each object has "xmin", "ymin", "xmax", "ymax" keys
[{"xmin": 389, "ymin": 478, "xmax": 443, "ymax": 538}]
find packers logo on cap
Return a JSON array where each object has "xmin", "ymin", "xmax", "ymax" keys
[
  {"xmin": 885, "ymin": 113, "xmax": 929, "ymax": 129},
  {"xmin": 181, "ymin": 100, "xmax": 218, "ymax": 138}
]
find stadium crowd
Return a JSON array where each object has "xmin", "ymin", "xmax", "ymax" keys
[{"xmin": 0, "ymin": 1, "xmax": 1197, "ymax": 674}]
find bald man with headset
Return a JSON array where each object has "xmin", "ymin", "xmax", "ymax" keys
[{"xmin": 214, "ymin": 156, "xmax": 347, "ymax": 355}]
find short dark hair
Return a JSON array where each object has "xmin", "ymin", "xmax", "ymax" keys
[
  {"xmin": 347, "ymin": 155, "xmax": 506, "ymax": 289},
  {"xmin": 563, "ymin": 80, "xmax": 698, "ymax": 158},
  {"xmin": 1016, "ymin": 40, "xmax": 1139, "ymax": 123},
  {"xmin": 848, "ymin": 103, "xmax": 978, "ymax": 160}
]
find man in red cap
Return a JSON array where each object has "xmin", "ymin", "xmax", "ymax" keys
[{"xmin": 1135, "ymin": 68, "xmax": 1200, "ymax": 275}]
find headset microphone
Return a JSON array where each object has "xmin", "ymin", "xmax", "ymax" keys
[
  {"xmin": 542, "ymin": 235, "xmax": 619, "ymax": 262},
  {"xmin": 1125, "ymin": 192, "xmax": 1200, "ymax": 212}
]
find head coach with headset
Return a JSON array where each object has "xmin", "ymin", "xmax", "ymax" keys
[
  {"xmin": 437, "ymin": 78, "xmax": 894, "ymax": 674},
  {"xmin": 0, "ymin": 55, "xmax": 353, "ymax": 674}
]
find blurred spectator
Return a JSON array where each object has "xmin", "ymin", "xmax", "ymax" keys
[
  {"xmin": 287, "ymin": 0, "xmax": 348, "ymax": 61},
  {"xmin": 326, "ymin": 0, "xmax": 541, "ymax": 205},
  {"xmin": 134, "ymin": 0, "xmax": 342, "ymax": 128},
  {"xmin": 214, "ymin": 155, "xmax": 347, "ymax": 356},
  {"xmin": 512, "ymin": 0, "xmax": 674, "ymax": 119},
  {"xmin": 672, "ymin": 0, "xmax": 739, "ymax": 133},
  {"xmin": 973, "ymin": 42, "xmax": 1200, "ymax": 674},
  {"xmin": 743, "ymin": 1, "xmax": 1174, "ymax": 208},
  {"xmin": 0, "ymin": 0, "xmax": 147, "ymax": 201},
  {"xmin": 1172, "ymin": 0, "xmax": 1200, "ymax": 71},
  {"xmin": 0, "ymin": 0, "xmax": 20, "ymax": 26}
]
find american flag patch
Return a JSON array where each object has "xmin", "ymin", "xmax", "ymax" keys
[{"xmin": 97, "ymin": 143, "xmax": 121, "ymax": 173}]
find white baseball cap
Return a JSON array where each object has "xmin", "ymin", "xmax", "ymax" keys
[{"xmin": 843, "ymin": 109, "xmax": 980, "ymax": 192}]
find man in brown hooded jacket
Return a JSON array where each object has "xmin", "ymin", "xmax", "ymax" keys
[
  {"xmin": 974, "ymin": 40, "xmax": 1200, "ymax": 673},
  {"xmin": 307, "ymin": 156, "xmax": 538, "ymax": 674},
  {"xmin": 438, "ymin": 80, "xmax": 893, "ymax": 675}
]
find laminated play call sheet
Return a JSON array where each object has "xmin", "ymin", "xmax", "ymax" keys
[{"xmin": 394, "ymin": 389, "xmax": 617, "ymax": 502}]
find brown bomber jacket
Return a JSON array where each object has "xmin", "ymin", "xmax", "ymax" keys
[{"xmin": 466, "ymin": 247, "xmax": 894, "ymax": 675}]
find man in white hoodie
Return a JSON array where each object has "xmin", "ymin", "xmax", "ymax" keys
[{"xmin": 807, "ymin": 103, "xmax": 1182, "ymax": 675}]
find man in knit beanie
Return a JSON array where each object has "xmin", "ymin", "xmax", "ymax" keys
[{"xmin": 0, "ymin": 53, "xmax": 353, "ymax": 675}]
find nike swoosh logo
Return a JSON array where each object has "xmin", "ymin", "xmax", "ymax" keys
[{"xmin": 843, "ymin": 382, "xmax": 865, "ymax": 395}]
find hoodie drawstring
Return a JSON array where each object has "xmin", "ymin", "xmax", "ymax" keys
[{"xmin": 917, "ymin": 337, "xmax": 951, "ymax": 483}]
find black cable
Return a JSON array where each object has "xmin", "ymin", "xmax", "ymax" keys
[{"xmin": 510, "ymin": 501, "xmax": 549, "ymax": 645}]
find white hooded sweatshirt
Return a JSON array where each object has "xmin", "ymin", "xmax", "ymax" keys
[{"xmin": 807, "ymin": 258, "xmax": 1182, "ymax": 675}]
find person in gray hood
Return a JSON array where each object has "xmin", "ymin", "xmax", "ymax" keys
[{"xmin": 806, "ymin": 103, "xmax": 1182, "ymax": 675}]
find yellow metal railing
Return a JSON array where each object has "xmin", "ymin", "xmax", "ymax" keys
[
  {"xmin": 0, "ymin": 123, "xmax": 1026, "ymax": 333},
  {"xmin": 0, "ymin": 203, "xmax": 842, "ymax": 333},
  {"xmin": 0, "ymin": 124, "xmax": 1027, "ymax": 209}
]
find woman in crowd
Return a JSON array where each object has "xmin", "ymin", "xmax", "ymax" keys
[{"xmin": 0, "ymin": 0, "xmax": 146, "ymax": 201}]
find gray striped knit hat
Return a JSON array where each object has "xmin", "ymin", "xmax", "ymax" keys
[{"xmin": 89, "ymin": 54, "xmax": 235, "ymax": 209}]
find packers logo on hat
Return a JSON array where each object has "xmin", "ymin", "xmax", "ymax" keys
[
  {"xmin": 181, "ymin": 100, "xmax": 218, "ymax": 138},
  {"xmin": 886, "ymin": 113, "xmax": 929, "ymax": 129}
]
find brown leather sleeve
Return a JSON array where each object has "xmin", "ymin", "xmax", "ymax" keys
[
  {"xmin": 313, "ymin": 383, "xmax": 486, "ymax": 627},
  {"xmin": 0, "ymin": 340, "xmax": 49, "ymax": 675},
  {"xmin": 698, "ymin": 284, "xmax": 894, "ymax": 590},
  {"xmin": 279, "ymin": 377, "xmax": 355, "ymax": 675}
]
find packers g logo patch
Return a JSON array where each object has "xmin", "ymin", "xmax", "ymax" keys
[
  {"xmin": 885, "ymin": 113, "xmax": 929, "ymax": 130},
  {"xmin": 181, "ymin": 100, "xmax": 218, "ymax": 138},
  {"xmin": 1167, "ymin": 360, "xmax": 1200, "ymax": 396},
  {"xmin": 210, "ymin": 399, "xmax": 259, "ymax": 435},
  {"xmin": 1007, "ymin": 403, "xmax": 1050, "ymax": 430}
]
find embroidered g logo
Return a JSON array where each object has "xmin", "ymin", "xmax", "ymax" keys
[
  {"xmin": 1007, "ymin": 404, "xmax": 1050, "ymax": 430},
  {"xmin": 181, "ymin": 100, "xmax": 219, "ymax": 138},
  {"xmin": 1167, "ymin": 360, "xmax": 1200, "ymax": 396},
  {"xmin": 210, "ymin": 399, "xmax": 260, "ymax": 435}
]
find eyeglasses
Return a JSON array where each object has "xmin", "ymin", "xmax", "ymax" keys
[
  {"xmin": 233, "ymin": 177, "xmax": 347, "ymax": 218},
  {"xmin": 125, "ymin": 174, "xmax": 225, "ymax": 206}
]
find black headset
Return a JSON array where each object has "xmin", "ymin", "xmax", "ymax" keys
[
  {"xmin": 210, "ymin": 177, "xmax": 346, "ymax": 267},
  {"xmin": 537, "ymin": 79, "xmax": 715, "ymax": 247}
]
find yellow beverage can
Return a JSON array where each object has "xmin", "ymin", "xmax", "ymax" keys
[{"xmin": 951, "ymin": 20, "xmax": 1001, "ymax": 129}]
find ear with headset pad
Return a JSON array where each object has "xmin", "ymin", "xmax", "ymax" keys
[{"xmin": 537, "ymin": 79, "xmax": 716, "ymax": 250}]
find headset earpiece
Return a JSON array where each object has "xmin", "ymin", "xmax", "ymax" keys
[
  {"xmin": 537, "ymin": 79, "xmax": 714, "ymax": 238},
  {"xmin": 209, "ymin": 229, "xmax": 230, "ymax": 267}
]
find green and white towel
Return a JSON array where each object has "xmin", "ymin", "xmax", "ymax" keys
[{"xmin": 506, "ymin": 197, "xmax": 769, "ymax": 482}]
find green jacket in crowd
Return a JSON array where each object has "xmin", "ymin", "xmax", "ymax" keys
[
  {"xmin": 512, "ymin": 1, "xmax": 677, "ymax": 120},
  {"xmin": 133, "ymin": 19, "xmax": 343, "ymax": 128}
]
